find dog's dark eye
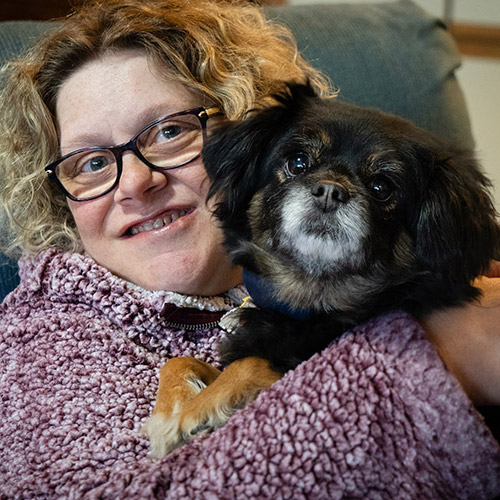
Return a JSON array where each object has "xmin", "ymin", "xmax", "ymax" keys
[
  {"xmin": 284, "ymin": 152, "xmax": 311, "ymax": 178},
  {"xmin": 369, "ymin": 176, "xmax": 394, "ymax": 202}
]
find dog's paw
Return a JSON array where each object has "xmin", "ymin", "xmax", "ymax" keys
[
  {"xmin": 142, "ymin": 403, "xmax": 213, "ymax": 458},
  {"xmin": 141, "ymin": 405, "xmax": 221, "ymax": 458},
  {"xmin": 143, "ymin": 387, "xmax": 253, "ymax": 458},
  {"xmin": 143, "ymin": 375, "xmax": 210, "ymax": 458},
  {"xmin": 178, "ymin": 400, "xmax": 236, "ymax": 437},
  {"xmin": 144, "ymin": 357, "xmax": 281, "ymax": 458},
  {"xmin": 142, "ymin": 411, "xmax": 184, "ymax": 458},
  {"xmin": 175, "ymin": 384, "xmax": 260, "ymax": 441}
]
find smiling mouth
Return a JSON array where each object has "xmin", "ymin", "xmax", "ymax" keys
[{"xmin": 128, "ymin": 209, "xmax": 192, "ymax": 235}]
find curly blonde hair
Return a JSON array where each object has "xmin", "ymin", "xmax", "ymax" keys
[{"xmin": 0, "ymin": 0, "xmax": 332, "ymax": 257}]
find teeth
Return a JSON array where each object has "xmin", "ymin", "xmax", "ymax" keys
[
  {"xmin": 153, "ymin": 218, "xmax": 164, "ymax": 229},
  {"xmin": 129, "ymin": 210, "xmax": 188, "ymax": 235}
]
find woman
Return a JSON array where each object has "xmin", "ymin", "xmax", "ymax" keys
[{"xmin": 0, "ymin": 0, "xmax": 498, "ymax": 498}]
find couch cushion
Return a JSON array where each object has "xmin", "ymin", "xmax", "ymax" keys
[{"xmin": 266, "ymin": 1, "xmax": 473, "ymax": 148}]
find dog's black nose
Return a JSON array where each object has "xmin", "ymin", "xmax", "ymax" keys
[{"xmin": 311, "ymin": 181, "xmax": 350, "ymax": 210}]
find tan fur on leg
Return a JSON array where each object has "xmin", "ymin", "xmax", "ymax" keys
[
  {"xmin": 143, "ymin": 357, "xmax": 221, "ymax": 457},
  {"xmin": 178, "ymin": 357, "xmax": 282, "ymax": 437},
  {"xmin": 144, "ymin": 356, "xmax": 281, "ymax": 458}
]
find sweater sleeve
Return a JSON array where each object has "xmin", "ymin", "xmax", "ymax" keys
[{"xmin": 85, "ymin": 311, "xmax": 500, "ymax": 500}]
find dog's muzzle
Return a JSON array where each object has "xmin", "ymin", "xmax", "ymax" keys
[{"xmin": 311, "ymin": 180, "xmax": 350, "ymax": 212}]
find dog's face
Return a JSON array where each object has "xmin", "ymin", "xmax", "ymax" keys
[{"xmin": 203, "ymin": 85, "xmax": 499, "ymax": 317}]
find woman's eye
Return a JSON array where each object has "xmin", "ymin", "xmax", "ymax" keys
[
  {"xmin": 79, "ymin": 155, "xmax": 110, "ymax": 173},
  {"xmin": 284, "ymin": 152, "xmax": 312, "ymax": 177},
  {"xmin": 157, "ymin": 124, "xmax": 182, "ymax": 142},
  {"xmin": 368, "ymin": 175, "xmax": 394, "ymax": 202}
]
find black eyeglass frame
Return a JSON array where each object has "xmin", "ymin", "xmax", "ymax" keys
[{"xmin": 44, "ymin": 106, "xmax": 221, "ymax": 202}]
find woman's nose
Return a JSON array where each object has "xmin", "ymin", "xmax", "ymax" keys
[{"xmin": 113, "ymin": 153, "xmax": 167, "ymax": 202}]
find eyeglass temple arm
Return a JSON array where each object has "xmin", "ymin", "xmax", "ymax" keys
[{"xmin": 204, "ymin": 106, "xmax": 223, "ymax": 118}]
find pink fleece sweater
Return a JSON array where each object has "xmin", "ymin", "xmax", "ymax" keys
[{"xmin": 0, "ymin": 249, "xmax": 499, "ymax": 499}]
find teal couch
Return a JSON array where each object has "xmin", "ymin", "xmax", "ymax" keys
[{"xmin": 0, "ymin": 0, "xmax": 473, "ymax": 300}]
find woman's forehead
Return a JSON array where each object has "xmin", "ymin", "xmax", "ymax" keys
[{"xmin": 56, "ymin": 51, "xmax": 203, "ymax": 150}]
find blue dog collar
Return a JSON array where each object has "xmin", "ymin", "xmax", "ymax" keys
[{"xmin": 242, "ymin": 268, "xmax": 313, "ymax": 320}]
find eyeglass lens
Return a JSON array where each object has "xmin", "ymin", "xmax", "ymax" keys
[{"xmin": 55, "ymin": 112, "xmax": 204, "ymax": 200}]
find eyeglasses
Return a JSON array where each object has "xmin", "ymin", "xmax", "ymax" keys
[{"xmin": 45, "ymin": 106, "xmax": 221, "ymax": 202}]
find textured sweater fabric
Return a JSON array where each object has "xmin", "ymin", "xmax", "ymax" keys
[{"xmin": 1, "ymin": 249, "xmax": 499, "ymax": 499}]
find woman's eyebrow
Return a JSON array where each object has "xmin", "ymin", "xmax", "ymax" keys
[
  {"xmin": 59, "ymin": 132, "xmax": 111, "ymax": 153},
  {"xmin": 59, "ymin": 104, "xmax": 190, "ymax": 153},
  {"xmin": 135, "ymin": 102, "xmax": 204, "ymax": 128},
  {"xmin": 134, "ymin": 104, "xmax": 180, "ymax": 127}
]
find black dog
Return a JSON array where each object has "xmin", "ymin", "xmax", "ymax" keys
[
  {"xmin": 203, "ymin": 83, "xmax": 500, "ymax": 374},
  {"xmin": 145, "ymin": 84, "xmax": 500, "ymax": 457}
]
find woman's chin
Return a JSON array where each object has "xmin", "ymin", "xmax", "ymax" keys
[{"xmin": 122, "ymin": 261, "xmax": 242, "ymax": 297}]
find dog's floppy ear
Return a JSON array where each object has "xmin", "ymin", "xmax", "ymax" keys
[
  {"xmin": 414, "ymin": 140, "xmax": 500, "ymax": 282},
  {"xmin": 203, "ymin": 111, "xmax": 279, "ymax": 223},
  {"xmin": 203, "ymin": 83, "xmax": 317, "ymax": 223}
]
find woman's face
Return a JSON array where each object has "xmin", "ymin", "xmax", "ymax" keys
[{"xmin": 56, "ymin": 50, "xmax": 241, "ymax": 295}]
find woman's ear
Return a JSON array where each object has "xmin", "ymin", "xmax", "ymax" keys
[{"xmin": 415, "ymin": 145, "xmax": 500, "ymax": 283}]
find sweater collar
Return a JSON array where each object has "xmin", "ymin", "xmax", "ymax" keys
[
  {"xmin": 4, "ymin": 249, "xmax": 250, "ymax": 362},
  {"xmin": 13, "ymin": 249, "xmax": 246, "ymax": 329}
]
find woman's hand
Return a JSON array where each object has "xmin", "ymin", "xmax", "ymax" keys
[{"xmin": 422, "ymin": 262, "xmax": 500, "ymax": 406}]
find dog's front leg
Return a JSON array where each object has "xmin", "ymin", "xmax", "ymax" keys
[
  {"xmin": 172, "ymin": 357, "xmax": 282, "ymax": 449},
  {"xmin": 143, "ymin": 356, "xmax": 222, "ymax": 458}
]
